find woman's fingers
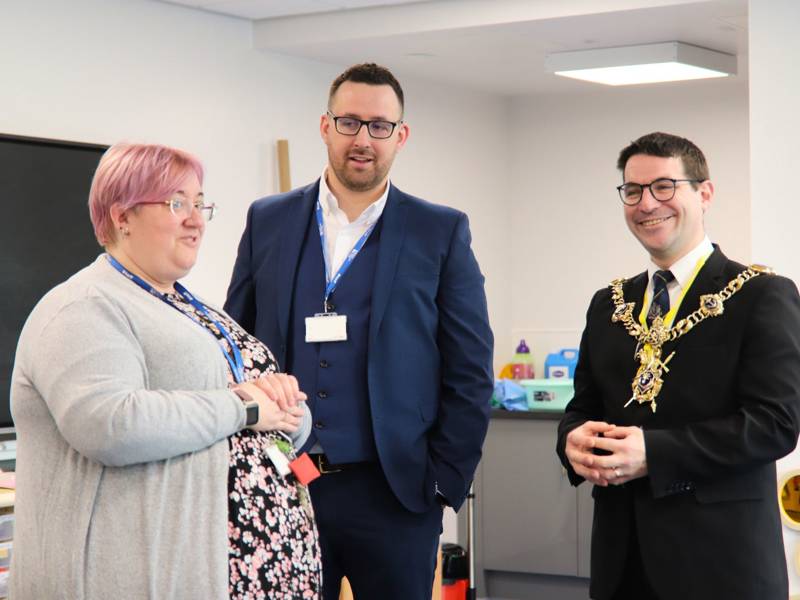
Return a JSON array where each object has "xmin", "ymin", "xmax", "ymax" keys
[
  {"xmin": 255, "ymin": 374, "xmax": 290, "ymax": 410},
  {"xmin": 257, "ymin": 373, "xmax": 309, "ymax": 410}
]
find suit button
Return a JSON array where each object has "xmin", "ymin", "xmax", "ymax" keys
[
  {"xmin": 319, "ymin": 360, "xmax": 329, "ymax": 368},
  {"xmin": 314, "ymin": 421, "xmax": 324, "ymax": 429},
  {"xmin": 327, "ymin": 302, "xmax": 336, "ymax": 312},
  {"xmin": 317, "ymin": 391, "xmax": 328, "ymax": 399}
]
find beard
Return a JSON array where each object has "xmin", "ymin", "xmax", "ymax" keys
[{"xmin": 327, "ymin": 147, "xmax": 394, "ymax": 193}]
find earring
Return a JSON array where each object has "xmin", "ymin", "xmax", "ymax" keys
[{"xmin": 120, "ymin": 226, "xmax": 130, "ymax": 237}]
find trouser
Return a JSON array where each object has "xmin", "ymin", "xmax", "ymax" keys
[
  {"xmin": 309, "ymin": 461, "xmax": 443, "ymax": 600},
  {"xmin": 608, "ymin": 517, "xmax": 660, "ymax": 600}
]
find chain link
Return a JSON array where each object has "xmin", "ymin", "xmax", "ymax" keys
[{"xmin": 611, "ymin": 266, "xmax": 766, "ymax": 344}]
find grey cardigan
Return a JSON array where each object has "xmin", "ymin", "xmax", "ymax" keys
[{"xmin": 9, "ymin": 256, "xmax": 309, "ymax": 599}]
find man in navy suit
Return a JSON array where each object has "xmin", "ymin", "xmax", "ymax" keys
[
  {"xmin": 557, "ymin": 132, "xmax": 800, "ymax": 599},
  {"xmin": 225, "ymin": 63, "xmax": 493, "ymax": 599}
]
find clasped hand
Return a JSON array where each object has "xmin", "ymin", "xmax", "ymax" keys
[
  {"xmin": 234, "ymin": 373, "xmax": 308, "ymax": 433},
  {"xmin": 564, "ymin": 421, "xmax": 647, "ymax": 486}
]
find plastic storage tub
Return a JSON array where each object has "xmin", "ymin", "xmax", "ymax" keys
[{"xmin": 519, "ymin": 378, "xmax": 574, "ymax": 411}]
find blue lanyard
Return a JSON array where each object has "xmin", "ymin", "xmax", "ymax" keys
[
  {"xmin": 315, "ymin": 200, "xmax": 377, "ymax": 312},
  {"xmin": 105, "ymin": 254, "xmax": 246, "ymax": 384}
]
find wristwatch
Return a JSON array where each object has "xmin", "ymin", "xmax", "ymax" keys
[{"xmin": 233, "ymin": 387, "xmax": 260, "ymax": 427}]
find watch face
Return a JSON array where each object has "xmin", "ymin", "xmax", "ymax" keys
[{"xmin": 245, "ymin": 403, "xmax": 259, "ymax": 427}]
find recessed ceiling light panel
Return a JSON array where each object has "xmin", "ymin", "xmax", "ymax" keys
[{"xmin": 545, "ymin": 42, "xmax": 736, "ymax": 86}]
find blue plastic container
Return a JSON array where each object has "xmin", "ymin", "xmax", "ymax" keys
[{"xmin": 544, "ymin": 348, "xmax": 579, "ymax": 379}]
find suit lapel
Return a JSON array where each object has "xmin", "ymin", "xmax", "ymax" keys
[
  {"xmin": 672, "ymin": 246, "xmax": 727, "ymax": 324},
  {"xmin": 276, "ymin": 181, "xmax": 318, "ymax": 342},
  {"xmin": 625, "ymin": 271, "xmax": 649, "ymax": 323},
  {"xmin": 369, "ymin": 186, "xmax": 408, "ymax": 344}
]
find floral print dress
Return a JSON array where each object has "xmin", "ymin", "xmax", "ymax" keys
[{"xmin": 165, "ymin": 292, "xmax": 322, "ymax": 599}]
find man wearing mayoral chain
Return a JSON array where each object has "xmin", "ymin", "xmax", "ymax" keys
[{"xmin": 557, "ymin": 131, "xmax": 800, "ymax": 600}]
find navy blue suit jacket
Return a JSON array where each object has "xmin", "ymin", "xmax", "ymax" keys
[{"xmin": 224, "ymin": 180, "xmax": 494, "ymax": 512}]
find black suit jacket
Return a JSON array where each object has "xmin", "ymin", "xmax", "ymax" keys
[{"xmin": 557, "ymin": 248, "xmax": 800, "ymax": 600}]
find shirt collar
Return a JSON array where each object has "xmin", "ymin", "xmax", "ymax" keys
[
  {"xmin": 647, "ymin": 236, "xmax": 714, "ymax": 289},
  {"xmin": 318, "ymin": 167, "xmax": 390, "ymax": 225}
]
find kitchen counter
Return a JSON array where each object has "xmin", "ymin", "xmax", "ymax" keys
[{"xmin": 491, "ymin": 408, "xmax": 564, "ymax": 421}]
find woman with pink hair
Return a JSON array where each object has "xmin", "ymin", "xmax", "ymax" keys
[{"xmin": 9, "ymin": 142, "xmax": 321, "ymax": 599}]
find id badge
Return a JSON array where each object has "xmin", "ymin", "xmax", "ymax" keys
[
  {"xmin": 265, "ymin": 443, "xmax": 292, "ymax": 477},
  {"xmin": 305, "ymin": 313, "xmax": 347, "ymax": 343}
]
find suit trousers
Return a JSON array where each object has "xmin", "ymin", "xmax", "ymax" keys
[
  {"xmin": 309, "ymin": 462, "xmax": 443, "ymax": 600},
  {"xmin": 608, "ymin": 516, "xmax": 660, "ymax": 600}
]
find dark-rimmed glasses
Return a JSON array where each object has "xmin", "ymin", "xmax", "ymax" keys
[
  {"xmin": 617, "ymin": 178, "xmax": 704, "ymax": 206},
  {"xmin": 326, "ymin": 111, "xmax": 401, "ymax": 139},
  {"xmin": 139, "ymin": 196, "xmax": 217, "ymax": 221}
]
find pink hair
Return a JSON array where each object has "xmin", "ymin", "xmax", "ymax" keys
[{"xmin": 89, "ymin": 142, "xmax": 204, "ymax": 245}]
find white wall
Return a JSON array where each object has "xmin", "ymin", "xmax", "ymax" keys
[
  {"xmin": 2, "ymin": 0, "xmax": 331, "ymax": 300},
  {"xmin": 749, "ymin": 0, "xmax": 800, "ymax": 594},
  {"xmin": 0, "ymin": 0, "xmax": 510, "ymax": 362},
  {"xmin": 749, "ymin": 0, "xmax": 800, "ymax": 282},
  {"xmin": 506, "ymin": 81, "xmax": 750, "ymax": 372}
]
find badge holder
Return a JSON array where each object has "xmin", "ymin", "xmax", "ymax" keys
[
  {"xmin": 265, "ymin": 443, "xmax": 292, "ymax": 477},
  {"xmin": 305, "ymin": 312, "xmax": 347, "ymax": 343}
]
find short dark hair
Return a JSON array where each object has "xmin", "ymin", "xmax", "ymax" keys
[
  {"xmin": 328, "ymin": 63, "xmax": 404, "ymax": 117},
  {"xmin": 617, "ymin": 131, "xmax": 709, "ymax": 184}
]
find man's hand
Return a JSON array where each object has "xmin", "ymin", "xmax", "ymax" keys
[
  {"xmin": 564, "ymin": 421, "xmax": 616, "ymax": 486},
  {"xmin": 591, "ymin": 426, "xmax": 648, "ymax": 484}
]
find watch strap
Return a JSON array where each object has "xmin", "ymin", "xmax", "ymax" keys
[{"xmin": 233, "ymin": 386, "xmax": 260, "ymax": 427}]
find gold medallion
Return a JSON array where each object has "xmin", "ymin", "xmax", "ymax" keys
[
  {"xmin": 625, "ymin": 340, "xmax": 675, "ymax": 413},
  {"xmin": 699, "ymin": 293, "xmax": 724, "ymax": 316}
]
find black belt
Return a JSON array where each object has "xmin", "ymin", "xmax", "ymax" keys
[{"xmin": 308, "ymin": 453, "xmax": 371, "ymax": 475}]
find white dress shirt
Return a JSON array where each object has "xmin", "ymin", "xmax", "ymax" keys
[
  {"xmin": 317, "ymin": 168, "xmax": 389, "ymax": 281},
  {"xmin": 644, "ymin": 236, "xmax": 714, "ymax": 321}
]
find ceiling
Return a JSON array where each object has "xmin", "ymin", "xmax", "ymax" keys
[
  {"xmin": 160, "ymin": 0, "xmax": 433, "ymax": 20},
  {"xmin": 157, "ymin": 0, "xmax": 749, "ymax": 96}
]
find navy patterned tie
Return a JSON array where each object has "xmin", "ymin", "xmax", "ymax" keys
[{"xmin": 647, "ymin": 269, "xmax": 675, "ymax": 325}]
